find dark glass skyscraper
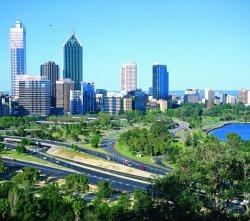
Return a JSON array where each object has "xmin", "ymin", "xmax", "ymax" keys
[
  {"xmin": 40, "ymin": 61, "xmax": 59, "ymax": 107},
  {"xmin": 81, "ymin": 82, "xmax": 96, "ymax": 114},
  {"xmin": 63, "ymin": 34, "xmax": 82, "ymax": 90},
  {"xmin": 152, "ymin": 64, "xmax": 169, "ymax": 100}
]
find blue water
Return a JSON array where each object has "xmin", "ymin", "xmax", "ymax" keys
[{"xmin": 209, "ymin": 123, "xmax": 250, "ymax": 141}]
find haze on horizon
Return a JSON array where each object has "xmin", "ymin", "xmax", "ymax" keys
[{"xmin": 1, "ymin": 0, "xmax": 250, "ymax": 92}]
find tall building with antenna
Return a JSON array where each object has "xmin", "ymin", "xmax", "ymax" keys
[
  {"xmin": 10, "ymin": 20, "xmax": 26, "ymax": 97},
  {"xmin": 63, "ymin": 32, "xmax": 83, "ymax": 90}
]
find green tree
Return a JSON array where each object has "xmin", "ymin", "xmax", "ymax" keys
[
  {"xmin": 133, "ymin": 190, "xmax": 155, "ymax": 220},
  {"xmin": 20, "ymin": 138, "xmax": 30, "ymax": 146},
  {"xmin": 17, "ymin": 127, "xmax": 26, "ymax": 137},
  {"xmin": 63, "ymin": 174, "xmax": 89, "ymax": 196},
  {"xmin": 0, "ymin": 160, "xmax": 5, "ymax": 174},
  {"xmin": 0, "ymin": 199, "xmax": 10, "ymax": 220},
  {"xmin": 16, "ymin": 144, "xmax": 27, "ymax": 154},
  {"xmin": 91, "ymin": 133, "xmax": 101, "ymax": 148},
  {"xmin": 0, "ymin": 143, "xmax": 4, "ymax": 153},
  {"xmin": 96, "ymin": 181, "xmax": 113, "ymax": 199},
  {"xmin": 71, "ymin": 144, "xmax": 78, "ymax": 152},
  {"xmin": 72, "ymin": 198, "xmax": 86, "ymax": 221}
]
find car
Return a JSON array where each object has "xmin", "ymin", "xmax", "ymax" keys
[
  {"xmin": 106, "ymin": 156, "xmax": 111, "ymax": 161},
  {"xmin": 140, "ymin": 164, "xmax": 146, "ymax": 170},
  {"xmin": 127, "ymin": 161, "xmax": 132, "ymax": 167},
  {"xmin": 43, "ymin": 157, "xmax": 47, "ymax": 160},
  {"xmin": 56, "ymin": 160, "xmax": 60, "ymax": 164}
]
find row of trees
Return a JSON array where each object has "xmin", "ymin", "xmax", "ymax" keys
[
  {"xmin": 0, "ymin": 166, "xmax": 156, "ymax": 221},
  {"xmin": 0, "ymin": 116, "xmax": 39, "ymax": 130}
]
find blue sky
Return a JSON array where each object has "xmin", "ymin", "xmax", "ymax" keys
[{"xmin": 1, "ymin": 0, "xmax": 250, "ymax": 91}]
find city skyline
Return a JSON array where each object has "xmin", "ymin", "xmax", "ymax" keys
[{"xmin": 1, "ymin": 1, "xmax": 250, "ymax": 92}]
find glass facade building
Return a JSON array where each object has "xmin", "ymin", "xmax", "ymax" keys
[
  {"xmin": 70, "ymin": 90, "xmax": 83, "ymax": 115},
  {"xmin": 81, "ymin": 82, "xmax": 96, "ymax": 114},
  {"xmin": 63, "ymin": 34, "xmax": 83, "ymax": 90},
  {"xmin": 152, "ymin": 64, "xmax": 169, "ymax": 100},
  {"xmin": 10, "ymin": 20, "xmax": 26, "ymax": 97}
]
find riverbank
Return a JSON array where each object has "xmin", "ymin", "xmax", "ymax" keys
[
  {"xmin": 205, "ymin": 121, "xmax": 250, "ymax": 133},
  {"xmin": 208, "ymin": 122, "xmax": 250, "ymax": 141}
]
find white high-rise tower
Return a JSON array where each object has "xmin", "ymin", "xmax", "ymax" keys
[
  {"xmin": 10, "ymin": 20, "xmax": 26, "ymax": 97},
  {"xmin": 121, "ymin": 62, "xmax": 137, "ymax": 92}
]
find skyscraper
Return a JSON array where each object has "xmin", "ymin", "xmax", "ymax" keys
[
  {"xmin": 63, "ymin": 34, "xmax": 83, "ymax": 90},
  {"xmin": 56, "ymin": 79, "xmax": 74, "ymax": 114},
  {"xmin": 17, "ymin": 75, "xmax": 51, "ymax": 116},
  {"xmin": 152, "ymin": 64, "xmax": 169, "ymax": 100},
  {"xmin": 40, "ymin": 61, "xmax": 59, "ymax": 107},
  {"xmin": 238, "ymin": 89, "xmax": 249, "ymax": 105},
  {"xmin": 81, "ymin": 82, "xmax": 96, "ymax": 114},
  {"xmin": 10, "ymin": 20, "xmax": 26, "ymax": 97},
  {"xmin": 205, "ymin": 88, "xmax": 215, "ymax": 107},
  {"xmin": 121, "ymin": 62, "xmax": 137, "ymax": 92}
]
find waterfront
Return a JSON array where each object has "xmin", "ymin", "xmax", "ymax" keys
[{"xmin": 209, "ymin": 123, "xmax": 250, "ymax": 141}]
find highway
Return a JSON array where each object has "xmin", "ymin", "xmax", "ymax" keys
[
  {"xmin": 3, "ymin": 143, "xmax": 150, "ymax": 192},
  {"xmin": 5, "ymin": 135, "xmax": 168, "ymax": 175}
]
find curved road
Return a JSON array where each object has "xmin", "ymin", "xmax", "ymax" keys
[
  {"xmin": 102, "ymin": 120, "xmax": 189, "ymax": 171},
  {"xmin": 4, "ymin": 144, "xmax": 149, "ymax": 192}
]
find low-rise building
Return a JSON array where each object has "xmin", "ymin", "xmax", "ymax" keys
[
  {"xmin": 158, "ymin": 99, "xmax": 168, "ymax": 112},
  {"xmin": 102, "ymin": 92, "xmax": 122, "ymax": 115},
  {"xmin": 183, "ymin": 89, "xmax": 199, "ymax": 104}
]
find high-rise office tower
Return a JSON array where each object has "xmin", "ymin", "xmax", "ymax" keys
[
  {"xmin": 81, "ymin": 82, "xmax": 96, "ymax": 114},
  {"xmin": 40, "ymin": 61, "xmax": 59, "ymax": 107},
  {"xmin": 10, "ymin": 20, "xmax": 26, "ymax": 97},
  {"xmin": 152, "ymin": 64, "xmax": 169, "ymax": 100},
  {"xmin": 17, "ymin": 75, "xmax": 51, "ymax": 116},
  {"xmin": 205, "ymin": 88, "xmax": 215, "ymax": 107},
  {"xmin": 56, "ymin": 79, "xmax": 74, "ymax": 114},
  {"xmin": 63, "ymin": 34, "xmax": 83, "ymax": 90},
  {"xmin": 238, "ymin": 89, "xmax": 249, "ymax": 105},
  {"xmin": 121, "ymin": 62, "xmax": 137, "ymax": 92}
]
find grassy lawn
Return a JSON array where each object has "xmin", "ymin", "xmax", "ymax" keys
[
  {"xmin": 115, "ymin": 143, "xmax": 160, "ymax": 167},
  {"xmin": 1, "ymin": 149, "xmax": 74, "ymax": 171},
  {"xmin": 66, "ymin": 140, "xmax": 108, "ymax": 154},
  {"xmin": 201, "ymin": 116, "xmax": 223, "ymax": 130},
  {"xmin": 78, "ymin": 143, "xmax": 108, "ymax": 154}
]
